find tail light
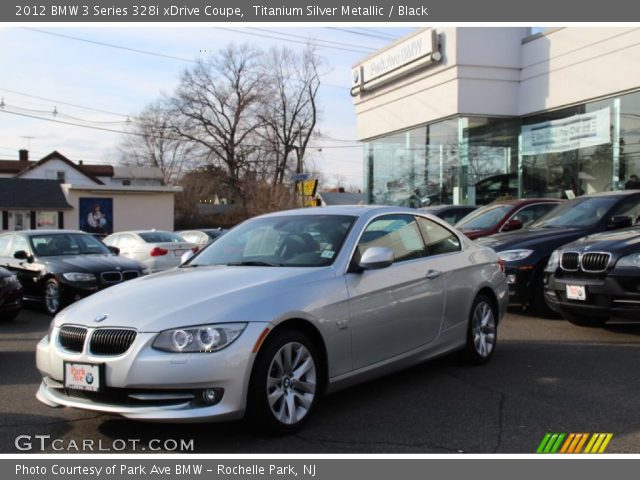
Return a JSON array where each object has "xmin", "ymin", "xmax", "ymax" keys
[
  {"xmin": 150, "ymin": 247, "xmax": 168, "ymax": 256},
  {"xmin": 497, "ymin": 259, "xmax": 506, "ymax": 273},
  {"xmin": 191, "ymin": 246, "xmax": 199, "ymax": 253}
]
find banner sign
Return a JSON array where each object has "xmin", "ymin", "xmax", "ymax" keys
[{"xmin": 521, "ymin": 107, "xmax": 611, "ymax": 156}]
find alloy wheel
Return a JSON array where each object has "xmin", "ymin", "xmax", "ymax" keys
[
  {"xmin": 472, "ymin": 301, "xmax": 496, "ymax": 358},
  {"xmin": 45, "ymin": 282, "xmax": 60, "ymax": 314}
]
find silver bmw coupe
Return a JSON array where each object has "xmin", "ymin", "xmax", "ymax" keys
[{"xmin": 36, "ymin": 206, "xmax": 508, "ymax": 433}]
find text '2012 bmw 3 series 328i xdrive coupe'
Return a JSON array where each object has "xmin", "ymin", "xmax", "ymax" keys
[{"xmin": 36, "ymin": 206, "xmax": 508, "ymax": 434}]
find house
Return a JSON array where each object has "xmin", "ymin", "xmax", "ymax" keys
[{"xmin": 0, "ymin": 150, "xmax": 181, "ymax": 233}]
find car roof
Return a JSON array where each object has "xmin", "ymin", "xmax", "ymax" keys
[
  {"xmin": 259, "ymin": 205, "xmax": 422, "ymax": 218},
  {"xmin": 3, "ymin": 229, "xmax": 86, "ymax": 236}
]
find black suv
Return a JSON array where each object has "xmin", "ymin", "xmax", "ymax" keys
[
  {"xmin": 0, "ymin": 230, "xmax": 148, "ymax": 315},
  {"xmin": 477, "ymin": 191, "xmax": 640, "ymax": 315},
  {"xmin": 544, "ymin": 227, "xmax": 640, "ymax": 326}
]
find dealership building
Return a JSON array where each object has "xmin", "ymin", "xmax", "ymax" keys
[{"xmin": 351, "ymin": 27, "xmax": 640, "ymax": 206}]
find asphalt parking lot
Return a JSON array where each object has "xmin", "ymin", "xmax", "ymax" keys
[{"xmin": 2, "ymin": 305, "xmax": 640, "ymax": 454}]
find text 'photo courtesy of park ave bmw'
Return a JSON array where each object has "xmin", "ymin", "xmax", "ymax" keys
[{"xmin": 2, "ymin": 24, "xmax": 640, "ymax": 453}]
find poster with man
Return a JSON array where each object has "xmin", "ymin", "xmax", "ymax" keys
[{"xmin": 79, "ymin": 198, "xmax": 113, "ymax": 235}]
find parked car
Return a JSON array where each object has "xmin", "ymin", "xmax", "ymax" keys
[
  {"xmin": 36, "ymin": 206, "xmax": 507, "ymax": 433},
  {"xmin": 418, "ymin": 205, "xmax": 478, "ymax": 225},
  {"xmin": 0, "ymin": 230, "xmax": 148, "ymax": 316},
  {"xmin": 455, "ymin": 198, "xmax": 564, "ymax": 240},
  {"xmin": 103, "ymin": 230, "xmax": 196, "ymax": 273},
  {"xmin": 477, "ymin": 191, "xmax": 640, "ymax": 315},
  {"xmin": 544, "ymin": 226, "xmax": 640, "ymax": 326},
  {"xmin": 474, "ymin": 173, "xmax": 548, "ymax": 205},
  {"xmin": 176, "ymin": 228, "xmax": 228, "ymax": 249},
  {"xmin": 0, "ymin": 266, "xmax": 23, "ymax": 320}
]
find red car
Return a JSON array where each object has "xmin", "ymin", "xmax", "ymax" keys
[{"xmin": 455, "ymin": 198, "xmax": 564, "ymax": 240}]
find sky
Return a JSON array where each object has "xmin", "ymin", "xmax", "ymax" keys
[{"xmin": 0, "ymin": 26, "xmax": 417, "ymax": 188}]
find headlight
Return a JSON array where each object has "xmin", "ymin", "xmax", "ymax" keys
[
  {"xmin": 152, "ymin": 323, "xmax": 247, "ymax": 353},
  {"xmin": 498, "ymin": 249, "xmax": 534, "ymax": 262},
  {"xmin": 616, "ymin": 253, "xmax": 640, "ymax": 268},
  {"xmin": 545, "ymin": 250, "xmax": 560, "ymax": 272},
  {"xmin": 62, "ymin": 272, "xmax": 97, "ymax": 282}
]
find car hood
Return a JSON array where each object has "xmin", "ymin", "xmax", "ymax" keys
[
  {"xmin": 459, "ymin": 227, "xmax": 496, "ymax": 240},
  {"xmin": 42, "ymin": 254, "xmax": 143, "ymax": 272},
  {"xmin": 54, "ymin": 265, "xmax": 333, "ymax": 331},
  {"xmin": 476, "ymin": 227, "xmax": 590, "ymax": 252},
  {"xmin": 563, "ymin": 227, "xmax": 640, "ymax": 254}
]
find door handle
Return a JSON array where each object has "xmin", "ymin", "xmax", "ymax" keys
[{"xmin": 425, "ymin": 269, "xmax": 442, "ymax": 279}]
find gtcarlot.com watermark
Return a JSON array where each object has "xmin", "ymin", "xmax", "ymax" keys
[{"xmin": 14, "ymin": 435, "xmax": 194, "ymax": 452}]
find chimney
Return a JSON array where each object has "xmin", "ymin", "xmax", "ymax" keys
[
  {"xmin": 19, "ymin": 149, "xmax": 29, "ymax": 162},
  {"xmin": 79, "ymin": 160, "xmax": 83, "ymax": 165}
]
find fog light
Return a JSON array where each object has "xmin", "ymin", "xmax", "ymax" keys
[
  {"xmin": 507, "ymin": 274, "xmax": 517, "ymax": 285},
  {"xmin": 201, "ymin": 388, "xmax": 223, "ymax": 405}
]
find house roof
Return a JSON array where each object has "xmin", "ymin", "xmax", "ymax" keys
[
  {"xmin": 0, "ymin": 178, "xmax": 73, "ymax": 209},
  {"xmin": 13, "ymin": 151, "xmax": 105, "ymax": 185},
  {"xmin": 318, "ymin": 191, "xmax": 365, "ymax": 206},
  {"xmin": 0, "ymin": 151, "xmax": 115, "ymax": 180}
]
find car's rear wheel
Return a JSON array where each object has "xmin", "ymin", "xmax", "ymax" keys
[
  {"xmin": 247, "ymin": 330, "xmax": 320, "ymax": 435},
  {"xmin": 561, "ymin": 311, "xmax": 609, "ymax": 327},
  {"xmin": 462, "ymin": 294, "xmax": 497, "ymax": 364},
  {"xmin": 43, "ymin": 279, "xmax": 62, "ymax": 316}
]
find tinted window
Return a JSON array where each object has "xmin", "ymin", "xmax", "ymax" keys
[
  {"xmin": 609, "ymin": 196, "xmax": 640, "ymax": 224},
  {"xmin": 30, "ymin": 233, "xmax": 111, "ymax": 256},
  {"xmin": 10, "ymin": 236, "xmax": 30, "ymax": 255},
  {"xmin": 532, "ymin": 196, "xmax": 619, "ymax": 228},
  {"xmin": 357, "ymin": 215, "xmax": 425, "ymax": 263},
  {"xmin": 138, "ymin": 231, "xmax": 185, "ymax": 243},
  {"xmin": 456, "ymin": 204, "xmax": 512, "ymax": 230},
  {"xmin": 191, "ymin": 215, "xmax": 355, "ymax": 267},
  {"xmin": 0, "ymin": 235, "xmax": 11, "ymax": 257},
  {"xmin": 510, "ymin": 203, "xmax": 559, "ymax": 228},
  {"xmin": 417, "ymin": 217, "xmax": 461, "ymax": 255}
]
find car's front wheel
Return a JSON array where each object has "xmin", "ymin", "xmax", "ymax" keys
[
  {"xmin": 43, "ymin": 278, "xmax": 63, "ymax": 316},
  {"xmin": 462, "ymin": 294, "xmax": 497, "ymax": 364},
  {"xmin": 247, "ymin": 330, "xmax": 321, "ymax": 434}
]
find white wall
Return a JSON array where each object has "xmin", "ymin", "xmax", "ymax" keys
[{"xmin": 18, "ymin": 158, "xmax": 98, "ymax": 185}]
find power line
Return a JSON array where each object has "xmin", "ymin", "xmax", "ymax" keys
[
  {"xmin": 247, "ymin": 27, "xmax": 377, "ymax": 51},
  {"xmin": 23, "ymin": 28, "xmax": 197, "ymax": 64},
  {"xmin": 325, "ymin": 27, "xmax": 401, "ymax": 41}
]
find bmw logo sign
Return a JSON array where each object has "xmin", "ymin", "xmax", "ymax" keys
[
  {"xmin": 86, "ymin": 373, "xmax": 94, "ymax": 385},
  {"xmin": 94, "ymin": 313, "xmax": 108, "ymax": 323}
]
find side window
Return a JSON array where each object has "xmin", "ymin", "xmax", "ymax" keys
[
  {"xmin": 0, "ymin": 235, "xmax": 12, "ymax": 257},
  {"xmin": 357, "ymin": 214, "xmax": 425, "ymax": 264},
  {"xmin": 416, "ymin": 217, "xmax": 461, "ymax": 256},
  {"xmin": 609, "ymin": 196, "xmax": 640, "ymax": 224},
  {"xmin": 104, "ymin": 235, "xmax": 119, "ymax": 247},
  {"xmin": 511, "ymin": 203, "xmax": 558, "ymax": 228},
  {"xmin": 10, "ymin": 235, "xmax": 30, "ymax": 256},
  {"xmin": 119, "ymin": 235, "xmax": 137, "ymax": 250}
]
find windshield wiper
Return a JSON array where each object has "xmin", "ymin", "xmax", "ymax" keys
[{"xmin": 226, "ymin": 261, "xmax": 282, "ymax": 267}]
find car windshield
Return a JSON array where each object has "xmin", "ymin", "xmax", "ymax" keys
[
  {"xmin": 531, "ymin": 196, "xmax": 619, "ymax": 228},
  {"xmin": 139, "ymin": 231, "xmax": 185, "ymax": 243},
  {"xmin": 456, "ymin": 204, "xmax": 512, "ymax": 230},
  {"xmin": 189, "ymin": 215, "xmax": 356, "ymax": 267},
  {"xmin": 30, "ymin": 233, "xmax": 112, "ymax": 256}
]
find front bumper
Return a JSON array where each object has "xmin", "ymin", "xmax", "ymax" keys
[
  {"xmin": 504, "ymin": 266, "xmax": 536, "ymax": 305},
  {"xmin": 544, "ymin": 271, "xmax": 640, "ymax": 319},
  {"xmin": 35, "ymin": 322, "xmax": 269, "ymax": 422}
]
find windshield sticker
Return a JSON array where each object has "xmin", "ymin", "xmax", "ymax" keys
[{"xmin": 321, "ymin": 250, "xmax": 335, "ymax": 259}]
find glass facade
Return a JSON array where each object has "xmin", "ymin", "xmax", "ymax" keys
[{"xmin": 364, "ymin": 89, "xmax": 640, "ymax": 206}]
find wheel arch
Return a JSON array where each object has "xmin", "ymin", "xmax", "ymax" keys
[{"xmin": 475, "ymin": 286, "xmax": 500, "ymax": 324}]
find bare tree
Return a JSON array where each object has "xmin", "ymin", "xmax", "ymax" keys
[
  {"xmin": 258, "ymin": 43, "xmax": 322, "ymax": 185},
  {"xmin": 119, "ymin": 100, "xmax": 198, "ymax": 184},
  {"xmin": 168, "ymin": 45, "xmax": 265, "ymax": 207}
]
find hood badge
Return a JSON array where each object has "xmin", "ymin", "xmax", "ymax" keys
[{"xmin": 94, "ymin": 314, "xmax": 108, "ymax": 323}]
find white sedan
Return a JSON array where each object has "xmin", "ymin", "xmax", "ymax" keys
[
  {"xmin": 103, "ymin": 230, "xmax": 196, "ymax": 273},
  {"xmin": 36, "ymin": 206, "xmax": 507, "ymax": 433}
]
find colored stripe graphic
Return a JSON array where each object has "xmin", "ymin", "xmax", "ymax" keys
[{"xmin": 537, "ymin": 433, "xmax": 613, "ymax": 453}]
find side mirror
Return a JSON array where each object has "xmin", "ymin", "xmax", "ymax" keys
[
  {"xmin": 14, "ymin": 250, "xmax": 33, "ymax": 263},
  {"xmin": 502, "ymin": 219, "xmax": 524, "ymax": 232},
  {"xmin": 607, "ymin": 215, "xmax": 632, "ymax": 230},
  {"xmin": 108, "ymin": 246, "xmax": 120, "ymax": 255},
  {"xmin": 181, "ymin": 250, "xmax": 195, "ymax": 265},
  {"xmin": 359, "ymin": 246, "xmax": 395, "ymax": 270}
]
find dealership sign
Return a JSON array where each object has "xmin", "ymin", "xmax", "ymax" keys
[
  {"xmin": 351, "ymin": 28, "xmax": 441, "ymax": 95},
  {"xmin": 521, "ymin": 107, "xmax": 611, "ymax": 156}
]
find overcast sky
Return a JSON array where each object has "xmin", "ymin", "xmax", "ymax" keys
[{"xmin": 0, "ymin": 26, "xmax": 416, "ymax": 188}]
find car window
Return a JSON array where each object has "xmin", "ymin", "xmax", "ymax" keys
[
  {"xmin": 456, "ymin": 204, "xmax": 512, "ymax": 230},
  {"xmin": 417, "ymin": 217, "xmax": 461, "ymax": 256},
  {"xmin": 179, "ymin": 232, "xmax": 197, "ymax": 243},
  {"xmin": 30, "ymin": 233, "xmax": 111, "ymax": 256},
  {"xmin": 139, "ymin": 231, "xmax": 185, "ymax": 243},
  {"xmin": 190, "ymin": 215, "xmax": 355, "ymax": 267},
  {"xmin": 510, "ymin": 203, "xmax": 559, "ymax": 228},
  {"xmin": 10, "ymin": 235, "xmax": 30, "ymax": 256},
  {"xmin": 357, "ymin": 214, "xmax": 425, "ymax": 264},
  {"xmin": 118, "ymin": 235, "xmax": 138, "ymax": 250},
  {"xmin": 532, "ymin": 196, "xmax": 619, "ymax": 228},
  {"xmin": 609, "ymin": 196, "xmax": 640, "ymax": 224},
  {"xmin": 0, "ymin": 235, "xmax": 12, "ymax": 257}
]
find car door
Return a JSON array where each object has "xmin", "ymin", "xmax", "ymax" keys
[{"xmin": 346, "ymin": 214, "xmax": 445, "ymax": 370}]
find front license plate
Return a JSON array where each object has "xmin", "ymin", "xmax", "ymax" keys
[
  {"xmin": 64, "ymin": 362, "xmax": 103, "ymax": 392},
  {"xmin": 566, "ymin": 284, "xmax": 587, "ymax": 301}
]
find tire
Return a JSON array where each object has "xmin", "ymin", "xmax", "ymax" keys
[
  {"xmin": 43, "ymin": 278, "xmax": 63, "ymax": 316},
  {"xmin": 531, "ymin": 274, "xmax": 560, "ymax": 318},
  {"xmin": 247, "ymin": 329, "xmax": 321, "ymax": 435},
  {"xmin": 562, "ymin": 311, "xmax": 609, "ymax": 328},
  {"xmin": 462, "ymin": 294, "xmax": 498, "ymax": 365}
]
